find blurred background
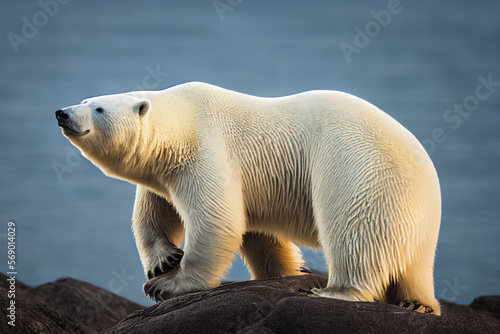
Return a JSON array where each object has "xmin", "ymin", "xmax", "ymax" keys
[{"xmin": 0, "ymin": 0, "xmax": 498, "ymax": 306}]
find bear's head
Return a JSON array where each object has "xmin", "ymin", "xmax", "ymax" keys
[{"xmin": 56, "ymin": 93, "xmax": 150, "ymax": 168}]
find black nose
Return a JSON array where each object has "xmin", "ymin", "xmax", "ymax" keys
[{"xmin": 55, "ymin": 109, "xmax": 69, "ymax": 120}]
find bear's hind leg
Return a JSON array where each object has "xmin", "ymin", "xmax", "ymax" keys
[
  {"xmin": 393, "ymin": 262, "xmax": 441, "ymax": 315},
  {"xmin": 240, "ymin": 232, "xmax": 307, "ymax": 280}
]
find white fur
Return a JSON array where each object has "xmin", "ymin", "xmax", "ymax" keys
[{"xmin": 59, "ymin": 82, "xmax": 441, "ymax": 314}]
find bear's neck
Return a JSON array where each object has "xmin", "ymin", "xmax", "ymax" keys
[{"xmin": 108, "ymin": 107, "xmax": 198, "ymax": 192}]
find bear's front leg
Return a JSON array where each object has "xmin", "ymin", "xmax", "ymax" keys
[
  {"xmin": 143, "ymin": 165, "xmax": 245, "ymax": 301},
  {"xmin": 132, "ymin": 186, "xmax": 185, "ymax": 281}
]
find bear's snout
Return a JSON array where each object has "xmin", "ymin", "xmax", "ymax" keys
[
  {"xmin": 55, "ymin": 109, "xmax": 69, "ymax": 124},
  {"xmin": 55, "ymin": 108, "xmax": 90, "ymax": 137}
]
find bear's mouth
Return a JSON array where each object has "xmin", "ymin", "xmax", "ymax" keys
[{"xmin": 60, "ymin": 124, "xmax": 90, "ymax": 137}]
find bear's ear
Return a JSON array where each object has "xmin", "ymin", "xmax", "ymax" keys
[{"xmin": 134, "ymin": 99, "xmax": 151, "ymax": 117}]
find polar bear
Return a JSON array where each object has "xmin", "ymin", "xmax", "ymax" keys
[{"xmin": 55, "ymin": 82, "xmax": 441, "ymax": 314}]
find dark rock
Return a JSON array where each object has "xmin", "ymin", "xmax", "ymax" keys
[
  {"xmin": 0, "ymin": 273, "xmax": 144, "ymax": 334},
  {"xmin": 0, "ymin": 286, "xmax": 87, "ymax": 334},
  {"xmin": 1, "ymin": 273, "xmax": 499, "ymax": 334},
  {"xmin": 105, "ymin": 274, "xmax": 328, "ymax": 334},
  {"xmin": 439, "ymin": 299, "xmax": 475, "ymax": 315},
  {"xmin": 104, "ymin": 274, "xmax": 500, "ymax": 334},
  {"xmin": 258, "ymin": 296, "xmax": 499, "ymax": 334},
  {"xmin": 470, "ymin": 295, "xmax": 500, "ymax": 320}
]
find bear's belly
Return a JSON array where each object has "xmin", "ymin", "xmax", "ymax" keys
[
  {"xmin": 246, "ymin": 217, "xmax": 321, "ymax": 249},
  {"xmin": 243, "ymin": 189, "xmax": 320, "ymax": 249}
]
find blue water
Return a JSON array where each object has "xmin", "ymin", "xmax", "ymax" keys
[{"xmin": 0, "ymin": 0, "xmax": 498, "ymax": 306}]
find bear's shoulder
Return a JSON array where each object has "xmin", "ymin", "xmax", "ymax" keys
[{"xmin": 164, "ymin": 81, "xmax": 221, "ymax": 95}]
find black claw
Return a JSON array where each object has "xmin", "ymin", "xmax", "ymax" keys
[
  {"xmin": 166, "ymin": 255, "xmax": 181, "ymax": 269},
  {"xmin": 149, "ymin": 258, "xmax": 180, "ymax": 280},
  {"xmin": 154, "ymin": 287, "xmax": 162, "ymax": 301},
  {"xmin": 160, "ymin": 290, "xmax": 171, "ymax": 301},
  {"xmin": 407, "ymin": 300, "xmax": 419, "ymax": 310},
  {"xmin": 401, "ymin": 301, "xmax": 411, "ymax": 308},
  {"xmin": 171, "ymin": 248, "xmax": 184, "ymax": 260},
  {"xmin": 147, "ymin": 248, "xmax": 184, "ymax": 280},
  {"xmin": 143, "ymin": 282, "xmax": 152, "ymax": 296},
  {"xmin": 399, "ymin": 300, "xmax": 433, "ymax": 313},
  {"xmin": 299, "ymin": 266, "xmax": 312, "ymax": 274},
  {"xmin": 161, "ymin": 261, "xmax": 175, "ymax": 272},
  {"xmin": 154, "ymin": 266, "xmax": 163, "ymax": 277}
]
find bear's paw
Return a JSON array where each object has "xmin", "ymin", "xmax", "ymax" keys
[
  {"xmin": 398, "ymin": 300, "xmax": 435, "ymax": 314},
  {"xmin": 146, "ymin": 248, "xmax": 184, "ymax": 280}
]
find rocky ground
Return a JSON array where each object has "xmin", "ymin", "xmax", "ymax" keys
[{"xmin": 0, "ymin": 273, "xmax": 498, "ymax": 333}]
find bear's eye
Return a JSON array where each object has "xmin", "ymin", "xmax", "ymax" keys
[{"xmin": 96, "ymin": 107, "xmax": 104, "ymax": 113}]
